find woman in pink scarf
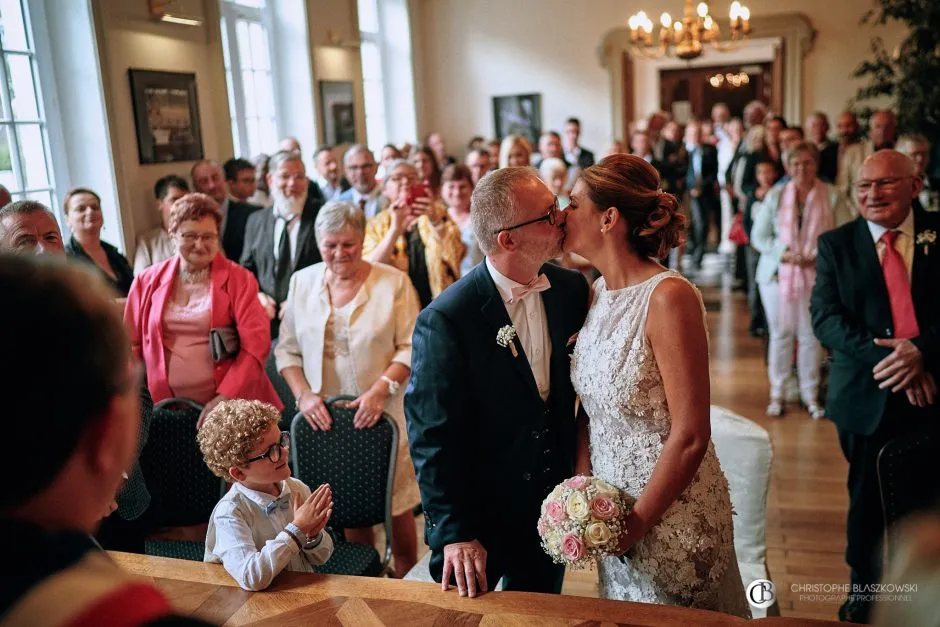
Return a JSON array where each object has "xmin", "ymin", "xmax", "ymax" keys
[{"xmin": 751, "ymin": 142, "xmax": 853, "ymax": 418}]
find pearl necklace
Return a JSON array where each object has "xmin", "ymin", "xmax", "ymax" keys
[{"xmin": 180, "ymin": 266, "xmax": 210, "ymax": 284}]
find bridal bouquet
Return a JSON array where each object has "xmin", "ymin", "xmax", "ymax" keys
[{"xmin": 537, "ymin": 475, "xmax": 629, "ymax": 569}]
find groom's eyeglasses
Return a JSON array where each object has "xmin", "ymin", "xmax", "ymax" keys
[{"xmin": 493, "ymin": 197, "xmax": 559, "ymax": 235}]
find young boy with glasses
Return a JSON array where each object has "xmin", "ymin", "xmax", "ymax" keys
[{"xmin": 198, "ymin": 399, "xmax": 334, "ymax": 590}]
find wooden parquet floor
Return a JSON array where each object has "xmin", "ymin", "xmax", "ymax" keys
[{"xmin": 401, "ymin": 278, "xmax": 849, "ymax": 622}]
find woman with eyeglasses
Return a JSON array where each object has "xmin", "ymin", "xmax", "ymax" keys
[
  {"xmin": 751, "ymin": 141, "xmax": 852, "ymax": 418},
  {"xmin": 63, "ymin": 187, "xmax": 134, "ymax": 296},
  {"xmin": 124, "ymin": 193, "xmax": 282, "ymax": 426},
  {"xmin": 363, "ymin": 159, "xmax": 465, "ymax": 308}
]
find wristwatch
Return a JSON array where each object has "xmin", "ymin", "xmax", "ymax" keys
[{"xmin": 381, "ymin": 375, "xmax": 401, "ymax": 395}]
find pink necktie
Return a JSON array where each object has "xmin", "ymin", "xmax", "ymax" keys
[
  {"xmin": 880, "ymin": 230, "xmax": 919, "ymax": 339},
  {"xmin": 509, "ymin": 274, "xmax": 551, "ymax": 304}
]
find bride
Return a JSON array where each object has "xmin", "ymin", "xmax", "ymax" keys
[{"xmin": 565, "ymin": 154, "xmax": 749, "ymax": 617}]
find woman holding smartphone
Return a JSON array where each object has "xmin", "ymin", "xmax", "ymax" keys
[{"xmin": 363, "ymin": 159, "xmax": 465, "ymax": 308}]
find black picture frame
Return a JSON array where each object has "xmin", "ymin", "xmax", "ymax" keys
[
  {"xmin": 492, "ymin": 93, "xmax": 542, "ymax": 146},
  {"xmin": 128, "ymin": 69, "xmax": 204, "ymax": 164},
  {"xmin": 319, "ymin": 80, "xmax": 357, "ymax": 145}
]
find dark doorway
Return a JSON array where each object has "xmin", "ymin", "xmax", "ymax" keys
[{"xmin": 660, "ymin": 63, "xmax": 772, "ymax": 120}]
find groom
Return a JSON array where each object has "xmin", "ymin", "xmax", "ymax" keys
[{"xmin": 405, "ymin": 167, "xmax": 589, "ymax": 597}]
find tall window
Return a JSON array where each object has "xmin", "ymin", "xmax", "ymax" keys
[
  {"xmin": 0, "ymin": 0, "xmax": 56, "ymax": 208},
  {"xmin": 221, "ymin": 0, "xmax": 278, "ymax": 158},
  {"xmin": 358, "ymin": 0, "xmax": 387, "ymax": 150}
]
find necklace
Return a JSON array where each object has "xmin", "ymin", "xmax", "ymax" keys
[{"xmin": 180, "ymin": 266, "xmax": 210, "ymax": 284}]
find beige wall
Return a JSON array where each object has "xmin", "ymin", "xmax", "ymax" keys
[
  {"xmin": 414, "ymin": 0, "xmax": 907, "ymax": 157},
  {"xmin": 94, "ymin": 0, "xmax": 231, "ymax": 252}
]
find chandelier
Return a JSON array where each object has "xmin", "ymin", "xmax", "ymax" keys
[{"xmin": 627, "ymin": 0, "xmax": 751, "ymax": 60}]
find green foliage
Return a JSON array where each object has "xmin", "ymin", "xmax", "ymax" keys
[
  {"xmin": 0, "ymin": 141, "xmax": 10, "ymax": 171},
  {"xmin": 853, "ymin": 0, "xmax": 940, "ymax": 135}
]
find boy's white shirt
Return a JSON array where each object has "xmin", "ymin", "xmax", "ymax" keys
[{"xmin": 204, "ymin": 476, "xmax": 334, "ymax": 591}]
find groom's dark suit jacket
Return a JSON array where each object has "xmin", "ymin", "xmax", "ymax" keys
[
  {"xmin": 810, "ymin": 209, "xmax": 940, "ymax": 435},
  {"xmin": 405, "ymin": 261, "xmax": 589, "ymax": 579}
]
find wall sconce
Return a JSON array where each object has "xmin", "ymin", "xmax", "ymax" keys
[
  {"xmin": 324, "ymin": 28, "xmax": 361, "ymax": 49},
  {"xmin": 148, "ymin": 0, "xmax": 204, "ymax": 27}
]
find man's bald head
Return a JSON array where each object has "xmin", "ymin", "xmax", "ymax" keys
[
  {"xmin": 278, "ymin": 137, "xmax": 301, "ymax": 154},
  {"xmin": 857, "ymin": 149, "xmax": 920, "ymax": 228}
]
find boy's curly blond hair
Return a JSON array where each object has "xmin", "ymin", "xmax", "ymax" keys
[{"xmin": 197, "ymin": 399, "xmax": 282, "ymax": 479}]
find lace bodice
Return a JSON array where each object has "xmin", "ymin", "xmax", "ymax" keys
[{"xmin": 571, "ymin": 272, "xmax": 749, "ymax": 617}]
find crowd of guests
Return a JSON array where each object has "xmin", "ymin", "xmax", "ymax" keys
[{"xmin": 0, "ymin": 100, "xmax": 938, "ymax": 625}]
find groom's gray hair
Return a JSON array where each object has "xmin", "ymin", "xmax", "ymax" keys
[{"xmin": 471, "ymin": 166, "xmax": 541, "ymax": 254}]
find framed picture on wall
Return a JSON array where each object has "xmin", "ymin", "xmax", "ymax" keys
[
  {"xmin": 492, "ymin": 93, "xmax": 542, "ymax": 146},
  {"xmin": 319, "ymin": 81, "xmax": 357, "ymax": 146},
  {"xmin": 128, "ymin": 69, "xmax": 204, "ymax": 164}
]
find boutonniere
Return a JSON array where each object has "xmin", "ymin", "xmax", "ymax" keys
[
  {"xmin": 916, "ymin": 229, "xmax": 937, "ymax": 255},
  {"xmin": 496, "ymin": 325, "xmax": 519, "ymax": 358}
]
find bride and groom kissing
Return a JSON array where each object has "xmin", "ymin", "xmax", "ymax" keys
[{"xmin": 404, "ymin": 156, "xmax": 750, "ymax": 617}]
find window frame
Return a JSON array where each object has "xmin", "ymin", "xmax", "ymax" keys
[
  {"xmin": 358, "ymin": 0, "xmax": 389, "ymax": 150},
  {"xmin": 220, "ymin": 0, "xmax": 281, "ymax": 158}
]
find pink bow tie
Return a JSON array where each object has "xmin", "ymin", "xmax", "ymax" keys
[{"xmin": 509, "ymin": 274, "xmax": 551, "ymax": 304}]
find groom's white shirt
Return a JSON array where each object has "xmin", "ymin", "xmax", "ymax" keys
[{"xmin": 486, "ymin": 257, "xmax": 551, "ymax": 401}]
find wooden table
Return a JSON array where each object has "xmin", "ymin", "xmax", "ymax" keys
[{"xmin": 111, "ymin": 553, "xmax": 851, "ymax": 626}]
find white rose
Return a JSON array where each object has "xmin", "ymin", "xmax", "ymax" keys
[
  {"xmin": 549, "ymin": 485, "xmax": 565, "ymax": 501},
  {"xmin": 566, "ymin": 491, "xmax": 590, "ymax": 521},
  {"xmin": 584, "ymin": 522, "xmax": 613, "ymax": 548},
  {"xmin": 545, "ymin": 531, "xmax": 563, "ymax": 555},
  {"xmin": 592, "ymin": 479, "xmax": 621, "ymax": 500}
]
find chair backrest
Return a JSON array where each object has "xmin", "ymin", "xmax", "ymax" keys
[
  {"xmin": 290, "ymin": 395, "xmax": 397, "ymax": 533},
  {"xmin": 139, "ymin": 398, "xmax": 225, "ymax": 527},
  {"xmin": 709, "ymin": 406, "xmax": 773, "ymax": 567},
  {"xmin": 265, "ymin": 348, "xmax": 296, "ymax": 429},
  {"xmin": 878, "ymin": 431, "xmax": 940, "ymax": 531}
]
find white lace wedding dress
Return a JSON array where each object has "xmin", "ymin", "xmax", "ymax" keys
[{"xmin": 571, "ymin": 271, "xmax": 750, "ymax": 617}]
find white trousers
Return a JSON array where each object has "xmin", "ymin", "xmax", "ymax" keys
[{"xmin": 758, "ymin": 280, "xmax": 823, "ymax": 404}]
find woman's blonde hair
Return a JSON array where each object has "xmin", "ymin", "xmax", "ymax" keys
[
  {"xmin": 197, "ymin": 399, "xmax": 281, "ymax": 479},
  {"xmin": 499, "ymin": 134, "xmax": 532, "ymax": 169}
]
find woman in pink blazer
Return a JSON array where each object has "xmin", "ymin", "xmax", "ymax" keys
[{"xmin": 125, "ymin": 193, "xmax": 281, "ymax": 425}]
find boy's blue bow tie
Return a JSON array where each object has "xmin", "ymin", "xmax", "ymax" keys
[{"xmin": 264, "ymin": 495, "xmax": 290, "ymax": 515}]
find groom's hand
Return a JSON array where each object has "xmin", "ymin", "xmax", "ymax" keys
[{"xmin": 441, "ymin": 540, "xmax": 487, "ymax": 598}]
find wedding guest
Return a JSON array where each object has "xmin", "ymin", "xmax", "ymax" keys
[
  {"xmin": 224, "ymin": 158, "xmax": 258, "ymax": 203},
  {"xmin": 191, "ymin": 159, "xmax": 261, "ymax": 263},
  {"xmin": 684, "ymin": 120, "xmax": 720, "ymax": 271},
  {"xmin": 338, "ymin": 145, "xmax": 386, "ymax": 219},
  {"xmin": 499, "ymin": 134, "xmax": 532, "ymax": 169},
  {"xmin": 897, "ymin": 134, "xmax": 939, "ymax": 212},
  {"xmin": 377, "ymin": 143, "xmax": 403, "ymax": 182},
  {"xmin": 248, "ymin": 153, "xmax": 273, "ymax": 208},
  {"xmin": 0, "ymin": 184, "xmax": 10, "ymax": 207},
  {"xmin": 314, "ymin": 146, "xmax": 351, "ymax": 201},
  {"xmin": 604, "ymin": 138, "xmax": 628, "ymax": 157},
  {"xmin": 442, "ymin": 164, "xmax": 483, "ymax": 275},
  {"xmin": 538, "ymin": 157, "xmax": 570, "ymax": 206},
  {"xmin": 837, "ymin": 111, "xmax": 862, "ymax": 155},
  {"xmin": 743, "ymin": 158, "xmax": 780, "ymax": 337},
  {"xmin": 806, "ymin": 111, "xmax": 839, "ymax": 183},
  {"xmin": 276, "ymin": 200, "xmax": 422, "ymax": 577},
  {"xmin": 839, "ymin": 110, "xmax": 897, "ymax": 214},
  {"xmin": 427, "ymin": 132, "xmax": 456, "ymax": 170},
  {"xmin": 364, "ymin": 160, "xmax": 465, "ymax": 307},
  {"xmin": 811, "ymin": 150, "xmax": 940, "ymax": 623},
  {"xmin": 64, "ymin": 187, "xmax": 134, "ymax": 296},
  {"xmin": 125, "ymin": 193, "xmax": 282, "ymax": 426},
  {"xmin": 240, "ymin": 150, "xmax": 324, "ymax": 337},
  {"xmin": 532, "ymin": 131, "xmax": 566, "ymax": 169},
  {"xmin": 0, "ymin": 199, "xmax": 64, "ymax": 256},
  {"xmin": 752, "ymin": 142, "xmax": 852, "ymax": 418},
  {"xmin": 134, "ymin": 175, "xmax": 188, "ymax": 273},
  {"xmin": 0, "ymin": 255, "xmax": 211, "ymax": 626},
  {"xmin": 410, "ymin": 143, "xmax": 443, "ymax": 199},
  {"xmin": 465, "ymin": 148, "xmax": 491, "ymax": 186},
  {"xmin": 563, "ymin": 117, "xmax": 595, "ymax": 169},
  {"xmin": 467, "ymin": 136, "xmax": 485, "ymax": 152},
  {"xmin": 486, "ymin": 139, "xmax": 501, "ymax": 167},
  {"xmin": 200, "ymin": 399, "xmax": 334, "ymax": 591}
]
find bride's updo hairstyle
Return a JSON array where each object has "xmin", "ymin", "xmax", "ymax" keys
[{"xmin": 579, "ymin": 154, "xmax": 686, "ymax": 259}]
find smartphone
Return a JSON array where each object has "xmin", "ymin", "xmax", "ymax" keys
[{"xmin": 408, "ymin": 181, "xmax": 429, "ymax": 205}]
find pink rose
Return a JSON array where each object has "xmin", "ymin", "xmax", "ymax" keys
[
  {"xmin": 536, "ymin": 518, "xmax": 548, "ymax": 537},
  {"xmin": 564, "ymin": 476, "xmax": 589, "ymax": 490},
  {"xmin": 562, "ymin": 533, "xmax": 585, "ymax": 561},
  {"xmin": 589, "ymin": 496, "xmax": 620, "ymax": 521},
  {"xmin": 545, "ymin": 500, "xmax": 566, "ymax": 522}
]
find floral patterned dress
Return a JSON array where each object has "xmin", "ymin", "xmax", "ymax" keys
[{"xmin": 571, "ymin": 272, "xmax": 750, "ymax": 617}]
